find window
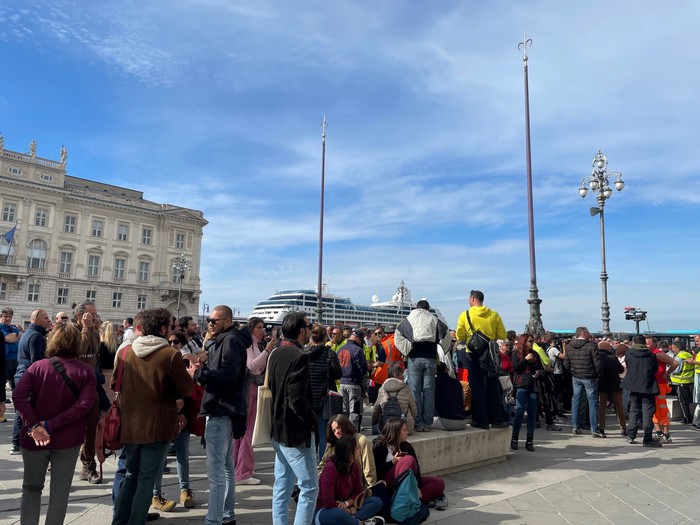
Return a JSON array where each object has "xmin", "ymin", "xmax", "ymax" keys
[
  {"xmin": 35, "ymin": 208, "xmax": 49, "ymax": 227},
  {"xmin": 113, "ymin": 258, "xmax": 126, "ymax": 279},
  {"xmin": 87, "ymin": 255, "xmax": 100, "ymax": 277},
  {"xmin": 59, "ymin": 251, "xmax": 73, "ymax": 273},
  {"xmin": 138, "ymin": 261, "xmax": 150, "ymax": 282},
  {"xmin": 2, "ymin": 203, "xmax": 16, "ymax": 222},
  {"xmin": 176, "ymin": 233, "xmax": 185, "ymax": 250},
  {"xmin": 117, "ymin": 224, "xmax": 129, "ymax": 241},
  {"xmin": 64, "ymin": 214, "xmax": 77, "ymax": 233},
  {"xmin": 0, "ymin": 282, "xmax": 6, "ymax": 300},
  {"xmin": 172, "ymin": 265, "xmax": 181, "ymax": 283},
  {"xmin": 137, "ymin": 294, "xmax": 147, "ymax": 309},
  {"xmin": 112, "ymin": 292, "xmax": 122, "ymax": 308},
  {"xmin": 86, "ymin": 290, "xmax": 97, "ymax": 301},
  {"xmin": 26, "ymin": 239, "xmax": 47, "ymax": 269},
  {"xmin": 28, "ymin": 283, "xmax": 40, "ymax": 302},
  {"xmin": 142, "ymin": 228, "xmax": 152, "ymax": 245},
  {"xmin": 57, "ymin": 287, "xmax": 69, "ymax": 305},
  {"xmin": 91, "ymin": 219, "xmax": 104, "ymax": 237}
]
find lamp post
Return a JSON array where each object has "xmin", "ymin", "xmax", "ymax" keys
[
  {"xmin": 518, "ymin": 34, "xmax": 545, "ymax": 335},
  {"xmin": 202, "ymin": 302, "xmax": 210, "ymax": 327},
  {"xmin": 316, "ymin": 115, "xmax": 328, "ymax": 325},
  {"xmin": 578, "ymin": 150, "xmax": 624, "ymax": 336},
  {"xmin": 172, "ymin": 251, "xmax": 191, "ymax": 319}
]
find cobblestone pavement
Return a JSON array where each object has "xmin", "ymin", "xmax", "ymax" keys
[{"xmin": 2, "ymin": 400, "xmax": 699, "ymax": 525}]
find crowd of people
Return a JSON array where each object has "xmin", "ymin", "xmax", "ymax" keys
[{"xmin": 2, "ymin": 289, "xmax": 699, "ymax": 525}]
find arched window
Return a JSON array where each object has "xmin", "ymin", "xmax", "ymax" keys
[{"xmin": 27, "ymin": 239, "xmax": 47, "ymax": 269}]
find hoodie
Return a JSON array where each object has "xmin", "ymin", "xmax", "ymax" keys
[
  {"xmin": 456, "ymin": 306, "xmax": 507, "ymax": 343},
  {"xmin": 371, "ymin": 377, "xmax": 417, "ymax": 433}
]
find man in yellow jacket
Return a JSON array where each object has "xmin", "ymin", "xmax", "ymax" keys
[{"xmin": 456, "ymin": 290, "xmax": 508, "ymax": 429}]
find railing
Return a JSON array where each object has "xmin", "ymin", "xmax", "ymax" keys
[
  {"xmin": 1, "ymin": 150, "xmax": 62, "ymax": 169},
  {"xmin": 113, "ymin": 277, "xmax": 126, "ymax": 284},
  {"xmin": 27, "ymin": 268, "xmax": 46, "ymax": 276},
  {"xmin": 86, "ymin": 275, "xmax": 99, "ymax": 281},
  {"xmin": 58, "ymin": 272, "xmax": 71, "ymax": 279}
]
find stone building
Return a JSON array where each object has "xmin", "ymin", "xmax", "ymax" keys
[{"xmin": 0, "ymin": 136, "xmax": 207, "ymax": 327}]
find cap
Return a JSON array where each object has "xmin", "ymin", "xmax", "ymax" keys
[{"xmin": 352, "ymin": 328, "xmax": 366, "ymax": 339}]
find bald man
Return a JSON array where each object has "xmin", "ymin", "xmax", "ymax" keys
[
  {"xmin": 10, "ymin": 309, "xmax": 53, "ymax": 454},
  {"xmin": 55, "ymin": 311, "xmax": 69, "ymax": 325}
]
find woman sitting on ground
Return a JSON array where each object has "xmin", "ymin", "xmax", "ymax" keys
[
  {"xmin": 13, "ymin": 322, "xmax": 97, "ymax": 525},
  {"xmin": 432, "ymin": 362, "xmax": 467, "ymax": 431},
  {"xmin": 319, "ymin": 414, "xmax": 377, "ymax": 487},
  {"xmin": 372, "ymin": 418, "xmax": 448, "ymax": 510},
  {"xmin": 315, "ymin": 435, "xmax": 385, "ymax": 525}
]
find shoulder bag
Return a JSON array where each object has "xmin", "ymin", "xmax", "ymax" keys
[
  {"xmin": 251, "ymin": 361, "xmax": 273, "ymax": 446},
  {"xmin": 323, "ymin": 349, "xmax": 343, "ymax": 420}
]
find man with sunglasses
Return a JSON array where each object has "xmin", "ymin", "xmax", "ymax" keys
[
  {"xmin": 187, "ymin": 305, "xmax": 251, "ymax": 525},
  {"xmin": 55, "ymin": 312, "xmax": 69, "ymax": 325}
]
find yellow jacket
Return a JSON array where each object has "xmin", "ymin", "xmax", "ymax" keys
[{"xmin": 456, "ymin": 306, "xmax": 507, "ymax": 343}]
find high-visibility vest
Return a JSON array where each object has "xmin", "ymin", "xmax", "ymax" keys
[
  {"xmin": 671, "ymin": 351, "xmax": 694, "ymax": 384},
  {"xmin": 371, "ymin": 335, "xmax": 403, "ymax": 385}
]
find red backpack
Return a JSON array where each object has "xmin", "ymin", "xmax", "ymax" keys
[{"xmin": 95, "ymin": 346, "xmax": 127, "ymax": 475}]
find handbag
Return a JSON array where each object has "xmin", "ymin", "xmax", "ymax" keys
[
  {"xmin": 101, "ymin": 349, "xmax": 126, "ymax": 450},
  {"xmin": 251, "ymin": 364, "xmax": 273, "ymax": 446},
  {"xmin": 465, "ymin": 311, "xmax": 491, "ymax": 356}
]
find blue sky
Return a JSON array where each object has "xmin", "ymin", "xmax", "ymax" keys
[{"xmin": 2, "ymin": 1, "xmax": 699, "ymax": 333}]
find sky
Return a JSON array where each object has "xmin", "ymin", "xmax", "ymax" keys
[{"xmin": 1, "ymin": 1, "xmax": 699, "ymax": 334}]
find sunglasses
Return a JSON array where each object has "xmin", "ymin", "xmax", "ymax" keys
[
  {"xmin": 207, "ymin": 317, "xmax": 229, "ymax": 324},
  {"xmin": 169, "ymin": 340, "xmax": 181, "ymax": 346},
  {"xmin": 60, "ymin": 316, "xmax": 69, "ymax": 320}
]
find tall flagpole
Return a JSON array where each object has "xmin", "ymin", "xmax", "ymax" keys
[
  {"xmin": 316, "ymin": 115, "xmax": 328, "ymax": 324},
  {"xmin": 519, "ymin": 34, "xmax": 545, "ymax": 335}
]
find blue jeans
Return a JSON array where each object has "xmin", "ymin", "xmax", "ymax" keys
[
  {"xmin": 407, "ymin": 357, "xmax": 437, "ymax": 429},
  {"xmin": 205, "ymin": 416, "xmax": 235, "ymax": 525},
  {"xmin": 154, "ymin": 430, "xmax": 190, "ymax": 495},
  {"xmin": 512, "ymin": 388, "xmax": 538, "ymax": 441},
  {"xmin": 572, "ymin": 377, "xmax": 599, "ymax": 431},
  {"xmin": 314, "ymin": 496, "xmax": 383, "ymax": 524},
  {"xmin": 113, "ymin": 441, "xmax": 170, "ymax": 525},
  {"xmin": 271, "ymin": 434, "xmax": 318, "ymax": 525},
  {"xmin": 315, "ymin": 407, "xmax": 328, "ymax": 462},
  {"xmin": 112, "ymin": 447, "xmax": 127, "ymax": 504}
]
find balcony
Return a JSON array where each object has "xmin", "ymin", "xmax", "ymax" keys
[
  {"xmin": 86, "ymin": 275, "xmax": 99, "ymax": 281},
  {"xmin": 28, "ymin": 268, "xmax": 46, "ymax": 276},
  {"xmin": 58, "ymin": 272, "xmax": 71, "ymax": 280},
  {"xmin": 113, "ymin": 277, "xmax": 126, "ymax": 284}
]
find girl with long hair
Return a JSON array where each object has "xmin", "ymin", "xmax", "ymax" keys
[
  {"xmin": 319, "ymin": 414, "xmax": 377, "ymax": 487},
  {"xmin": 315, "ymin": 435, "xmax": 384, "ymax": 525},
  {"xmin": 511, "ymin": 333, "xmax": 543, "ymax": 451}
]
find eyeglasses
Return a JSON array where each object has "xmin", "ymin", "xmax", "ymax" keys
[
  {"xmin": 207, "ymin": 317, "xmax": 229, "ymax": 324},
  {"xmin": 527, "ymin": 339, "xmax": 534, "ymax": 343},
  {"xmin": 169, "ymin": 340, "xmax": 181, "ymax": 346},
  {"xmin": 60, "ymin": 316, "xmax": 69, "ymax": 320}
]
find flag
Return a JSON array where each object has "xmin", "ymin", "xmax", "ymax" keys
[{"xmin": 2, "ymin": 224, "xmax": 16, "ymax": 244}]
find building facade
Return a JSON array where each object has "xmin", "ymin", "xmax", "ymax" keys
[{"xmin": 0, "ymin": 136, "xmax": 207, "ymax": 327}]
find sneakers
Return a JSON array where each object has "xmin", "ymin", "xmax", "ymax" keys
[
  {"xmin": 525, "ymin": 441, "xmax": 534, "ymax": 452},
  {"xmin": 627, "ymin": 436, "xmax": 636, "ymax": 444},
  {"xmin": 691, "ymin": 424, "xmax": 700, "ymax": 431},
  {"xmin": 434, "ymin": 494, "xmax": 449, "ymax": 510},
  {"xmin": 643, "ymin": 440, "xmax": 662, "ymax": 448},
  {"xmin": 572, "ymin": 428, "xmax": 582, "ymax": 435},
  {"xmin": 152, "ymin": 494, "xmax": 177, "ymax": 512},
  {"xmin": 661, "ymin": 434, "xmax": 672, "ymax": 444},
  {"xmin": 362, "ymin": 517, "xmax": 386, "ymax": 525},
  {"xmin": 10, "ymin": 445, "xmax": 21, "ymax": 455},
  {"xmin": 180, "ymin": 488, "xmax": 195, "ymax": 508},
  {"xmin": 592, "ymin": 429, "xmax": 606, "ymax": 438},
  {"xmin": 237, "ymin": 477, "xmax": 261, "ymax": 485},
  {"xmin": 510, "ymin": 439, "xmax": 518, "ymax": 451}
]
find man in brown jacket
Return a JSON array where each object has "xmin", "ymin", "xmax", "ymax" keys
[{"xmin": 113, "ymin": 308, "xmax": 194, "ymax": 525}]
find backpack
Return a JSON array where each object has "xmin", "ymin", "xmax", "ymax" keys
[
  {"xmin": 480, "ymin": 340, "xmax": 501, "ymax": 378},
  {"xmin": 379, "ymin": 390, "xmax": 404, "ymax": 432},
  {"xmin": 390, "ymin": 469, "xmax": 423, "ymax": 522}
]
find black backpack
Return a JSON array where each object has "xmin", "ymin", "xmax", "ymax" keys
[{"xmin": 379, "ymin": 390, "xmax": 405, "ymax": 432}]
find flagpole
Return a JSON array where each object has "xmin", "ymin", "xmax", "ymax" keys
[{"xmin": 4, "ymin": 221, "xmax": 17, "ymax": 260}]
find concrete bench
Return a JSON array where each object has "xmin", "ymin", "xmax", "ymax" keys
[
  {"xmin": 367, "ymin": 426, "xmax": 511, "ymax": 476},
  {"xmin": 666, "ymin": 396, "xmax": 696, "ymax": 421}
]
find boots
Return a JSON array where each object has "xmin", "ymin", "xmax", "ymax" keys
[
  {"xmin": 510, "ymin": 436, "xmax": 518, "ymax": 450},
  {"xmin": 525, "ymin": 435, "xmax": 534, "ymax": 452}
]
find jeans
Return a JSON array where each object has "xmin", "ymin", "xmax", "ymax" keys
[
  {"xmin": 407, "ymin": 357, "xmax": 437, "ymax": 429},
  {"xmin": 572, "ymin": 377, "xmax": 598, "ymax": 431},
  {"xmin": 512, "ymin": 388, "xmax": 538, "ymax": 441},
  {"xmin": 112, "ymin": 447, "xmax": 127, "ymax": 504},
  {"xmin": 314, "ymin": 496, "xmax": 383, "ymax": 525},
  {"xmin": 205, "ymin": 416, "xmax": 235, "ymax": 525},
  {"xmin": 5, "ymin": 358, "xmax": 18, "ymax": 390},
  {"xmin": 340, "ymin": 384, "xmax": 363, "ymax": 431},
  {"xmin": 21, "ymin": 446, "xmax": 80, "ymax": 525},
  {"xmin": 271, "ymin": 434, "xmax": 318, "ymax": 525},
  {"xmin": 628, "ymin": 393, "xmax": 656, "ymax": 443},
  {"xmin": 12, "ymin": 367, "xmax": 26, "ymax": 447},
  {"xmin": 232, "ymin": 382, "xmax": 257, "ymax": 481},
  {"xmin": 315, "ymin": 407, "xmax": 329, "ymax": 462},
  {"xmin": 113, "ymin": 441, "xmax": 170, "ymax": 525},
  {"xmin": 154, "ymin": 430, "xmax": 190, "ymax": 495}
]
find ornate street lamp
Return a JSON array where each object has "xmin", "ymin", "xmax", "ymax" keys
[
  {"xmin": 316, "ymin": 115, "xmax": 328, "ymax": 325},
  {"xmin": 578, "ymin": 150, "xmax": 624, "ymax": 336},
  {"xmin": 172, "ymin": 251, "xmax": 192, "ymax": 319}
]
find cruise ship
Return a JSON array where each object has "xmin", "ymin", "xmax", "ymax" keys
[{"xmin": 248, "ymin": 282, "xmax": 445, "ymax": 327}]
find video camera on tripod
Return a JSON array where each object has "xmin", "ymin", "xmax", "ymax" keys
[{"xmin": 624, "ymin": 306, "xmax": 647, "ymax": 334}]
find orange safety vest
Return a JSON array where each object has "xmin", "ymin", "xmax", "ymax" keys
[{"xmin": 371, "ymin": 334, "xmax": 404, "ymax": 385}]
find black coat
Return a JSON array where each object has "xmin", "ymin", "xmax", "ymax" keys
[
  {"xmin": 564, "ymin": 339, "xmax": 601, "ymax": 379},
  {"xmin": 512, "ymin": 351, "xmax": 543, "ymax": 391},
  {"xmin": 598, "ymin": 348, "xmax": 624, "ymax": 393},
  {"xmin": 306, "ymin": 344, "xmax": 342, "ymax": 411},
  {"xmin": 268, "ymin": 339, "xmax": 318, "ymax": 448},
  {"xmin": 621, "ymin": 347, "xmax": 659, "ymax": 395}
]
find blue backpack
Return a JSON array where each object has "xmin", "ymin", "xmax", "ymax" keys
[{"xmin": 390, "ymin": 469, "xmax": 423, "ymax": 522}]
